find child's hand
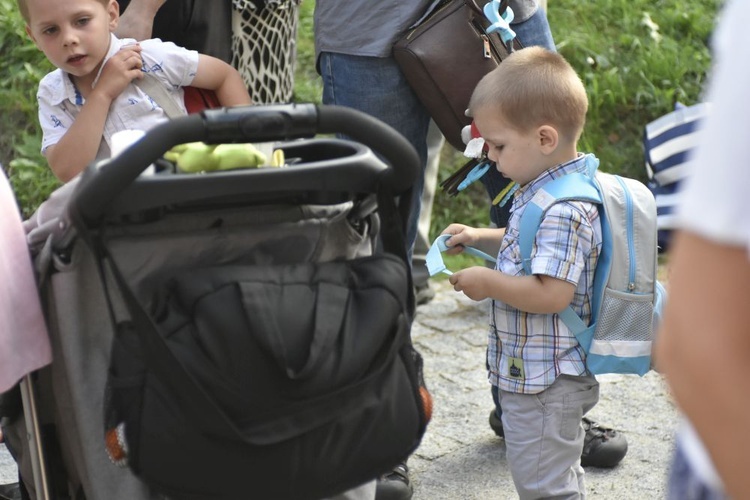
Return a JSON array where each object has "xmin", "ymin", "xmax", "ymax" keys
[
  {"xmin": 95, "ymin": 44, "xmax": 144, "ymax": 101},
  {"xmin": 448, "ymin": 266, "xmax": 494, "ymax": 301},
  {"xmin": 441, "ymin": 223, "xmax": 478, "ymax": 255}
]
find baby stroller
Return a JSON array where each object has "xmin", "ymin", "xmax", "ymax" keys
[{"xmin": 12, "ymin": 104, "xmax": 430, "ymax": 500}]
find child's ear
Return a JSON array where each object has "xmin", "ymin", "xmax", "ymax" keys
[
  {"xmin": 537, "ymin": 125, "xmax": 558, "ymax": 154},
  {"xmin": 108, "ymin": 0, "xmax": 120, "ymax": 31},
  {"xmin": 25, "ymin": 25, "xmax": 39, "ymax": 46}
]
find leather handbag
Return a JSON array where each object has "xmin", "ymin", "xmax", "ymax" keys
[{"xmin": 394, "ymin": 0, "xmax": 522, "ymax": 151}]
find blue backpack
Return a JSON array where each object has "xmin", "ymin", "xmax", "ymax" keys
[{"xmin": 519, "ymin": 155, "xmax": 666, "ymax": 376}]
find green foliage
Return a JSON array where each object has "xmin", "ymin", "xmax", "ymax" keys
[
  {"xmin": 293, "ymin": 0, "xmax": 322, "ymax": 104},
  {"xmin": 551, "ymin": 0, "xmax": 718, "ymax": 181},
  {"xmin": 0, "ymin": 0, "xmax": 58, "ymax": 216},
  {"xmin": 7, "ymin": 132, "xmax": 59, "ymax": 216}
]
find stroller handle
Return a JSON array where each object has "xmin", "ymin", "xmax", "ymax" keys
[{"xmin": 70, "ymin": 104, "xmax": 419, "ymax": 226}]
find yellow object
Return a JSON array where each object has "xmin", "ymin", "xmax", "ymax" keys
[
  {"xmin": 271, "ymin": 148, "xmax": 285, "ymax": 167},
  {"xmin": 491, "ymin": 180, "xmax": 517, "ymax": 206}
]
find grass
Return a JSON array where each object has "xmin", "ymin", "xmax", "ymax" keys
[
  {"xmin": 0, "ymin": 0, "xmax": 58, "ymax": 215},
  {"xmin": 2, "ymin": 0, "xmax": 718, "ymax": 226}
]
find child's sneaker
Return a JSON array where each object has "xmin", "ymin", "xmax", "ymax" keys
[{"xmin": 580, "ymin": 417, "xmax": 629, "ymax": 468}]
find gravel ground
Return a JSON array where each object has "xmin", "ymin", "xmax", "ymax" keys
[{"xmin": 409, "ymin": 280, "xmax": 679, "ymax": 499}]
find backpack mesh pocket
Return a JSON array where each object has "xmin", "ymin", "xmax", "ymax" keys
[{"xmin": 595, "ymin": 288, "xmax": 655, "ymax": 343}]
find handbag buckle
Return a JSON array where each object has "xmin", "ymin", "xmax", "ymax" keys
[{"xmin": 480, "ymin": 34, "xmax": 491, "ymax": 59}]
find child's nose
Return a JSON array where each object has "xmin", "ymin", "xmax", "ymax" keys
[
  {"xmin": 487, "ymin": 149, "xmax": 499, "ymax": 164},
  {"xmin": 62, "ymin": 28, "xmax": 78, "ymax": 47}
]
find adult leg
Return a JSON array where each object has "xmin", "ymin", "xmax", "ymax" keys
[
  {"xmin": 320, "ymin": 51, "xmax": 430, "ymax": 500},
  {"xmin": 319, "ymin": 52, "xmax": 431, "ymax": 257},
  {"xmin": 411, "ymin": 120, "xmax": 444, "ymax": 305},
  {"xmin": 512, "ymin": 5, "xmax": 556, "ymax": 51}
]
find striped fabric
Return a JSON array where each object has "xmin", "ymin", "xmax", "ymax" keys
[{"xmin": 643, "ymin": 102, "xmax": 710, "ymax": 250}]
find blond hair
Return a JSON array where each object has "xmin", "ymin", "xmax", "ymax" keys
[
  {"xmin": 469, "ymin": 46, "xmax": 588, "ymax": 143},
  {"xmin": 17, "ymin": 0, "xmax": 111, "ymax": 23}
]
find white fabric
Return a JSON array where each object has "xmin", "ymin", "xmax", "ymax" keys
[
  {"xmin": 37, "ymin": 34, "xmax": 198, "ymax": 162},
  {"xmin": 678, "ymin": 420, "xmax": 724, "ymax": 490},
  {"xmin": 677, "ymin": 0, "xmax": 750, "ymax": 250},
  {"xmin": 674, "ymin": 0, "xmax": 750, "ymax": 491},
  {"xmin": 323, "ymin": 481, "xmax": 376, "ymax": 500}
]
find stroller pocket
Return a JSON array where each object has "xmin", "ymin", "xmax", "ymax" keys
[{"xmin": 105, "ymin": 254, "xmax": 429, "ymax": 500}]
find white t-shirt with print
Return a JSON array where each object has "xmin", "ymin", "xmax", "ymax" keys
[{"xmin": 37, "ymin": 33, "xmax": 199, "ymax": 162}]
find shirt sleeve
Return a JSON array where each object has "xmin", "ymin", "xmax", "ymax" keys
[
  {"xmin": 37, "ymin": 73, "xmax": 75, "ymax": 154},
  {"xmin": 529, "ymin": 200, "xmax": 598, "ymax": 285},
  {"xmin": 677, "ymin": 0, "xmax": 750, "ymax": 250},
  {"xmin": 139, "ymin": 38, "xmax": 200, "ymax": 90}
]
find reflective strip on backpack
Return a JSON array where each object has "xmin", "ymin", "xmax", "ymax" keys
[{"xmin": 589, "ymin": 339, "xmax": 653, "ymax": 357}]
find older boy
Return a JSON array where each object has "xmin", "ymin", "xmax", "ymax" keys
[{"xmin": 19, "ymin": 0, "xmax": 251, "ymax": 182}]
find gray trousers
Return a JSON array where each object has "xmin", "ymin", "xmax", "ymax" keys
[{"xmin": 497, "ymin": 374, "xmax": 599, "ymax": 499}]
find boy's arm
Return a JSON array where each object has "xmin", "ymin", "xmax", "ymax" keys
[
  {"xmin": 450, "ymin": 266, "xmax": 575, "ymax": 312},
  {"xmin": 44, "ymin": 92, "xmax": 111, "ymax": 182},
  {"xmin": 46, "ymin": 46, "xmax": 145, "ymax": 182},
  {"xmin": 190, "ymin": 55, "xmax": 253, "ymax": 106},
  {"xmin": 444, "ymin": 221, "xmax": 576, "ymax": 310},
  {"xmin": 442, "ymin": 223, "xmax": 505, "ymax": 257},
  {"xmin": 447, "ymin": 201, "xmax": 592, "ymax": 311}
]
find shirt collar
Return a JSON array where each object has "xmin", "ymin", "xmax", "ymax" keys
[
  {"xmin": 45, "ymin": 34, "xmax": 136, "ymax": 107},
  {"xmin": 511, "ymin": 153, "xmax": 591, "ymax": 211}
]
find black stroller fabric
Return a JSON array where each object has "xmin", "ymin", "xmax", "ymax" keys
[
  {"xmin": 19, "ymin": 105, "xmax": 428, "ymax": 500},
  {"xmin": 104, "ymin": 253, "xmax": 427, "ymax": 500}
]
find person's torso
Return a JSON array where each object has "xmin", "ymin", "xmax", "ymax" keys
[
  {"xmin": 314, "ymin": 0, "xmax": 433, "ymax": 59},
  {"xmin": 38, "ymin": 35, "xmax": 198, "ymax": 162}
]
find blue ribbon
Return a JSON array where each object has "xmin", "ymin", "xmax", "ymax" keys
[
  {"xmin": 425, "ymin": 235, "xmax": 496, "ymax": 277},
  {"xmin": 484, "ymin": 1, "xmax": 516, "ymax": 45},
  {"xmin": 457, "ymin": 161, "xmax": 491, "ymax": 192}
]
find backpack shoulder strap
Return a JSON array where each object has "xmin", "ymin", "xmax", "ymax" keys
[
  {"xmin": 135, "ymin": 73, "xmax": 187, "ymax": 119},
  {"xmin": 518, "ymin": 171, "xmax": 601, "ymax": 274},
  {"xmin": 518, "ymin": 155, "xmax": 602, "ymax": 337}
]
